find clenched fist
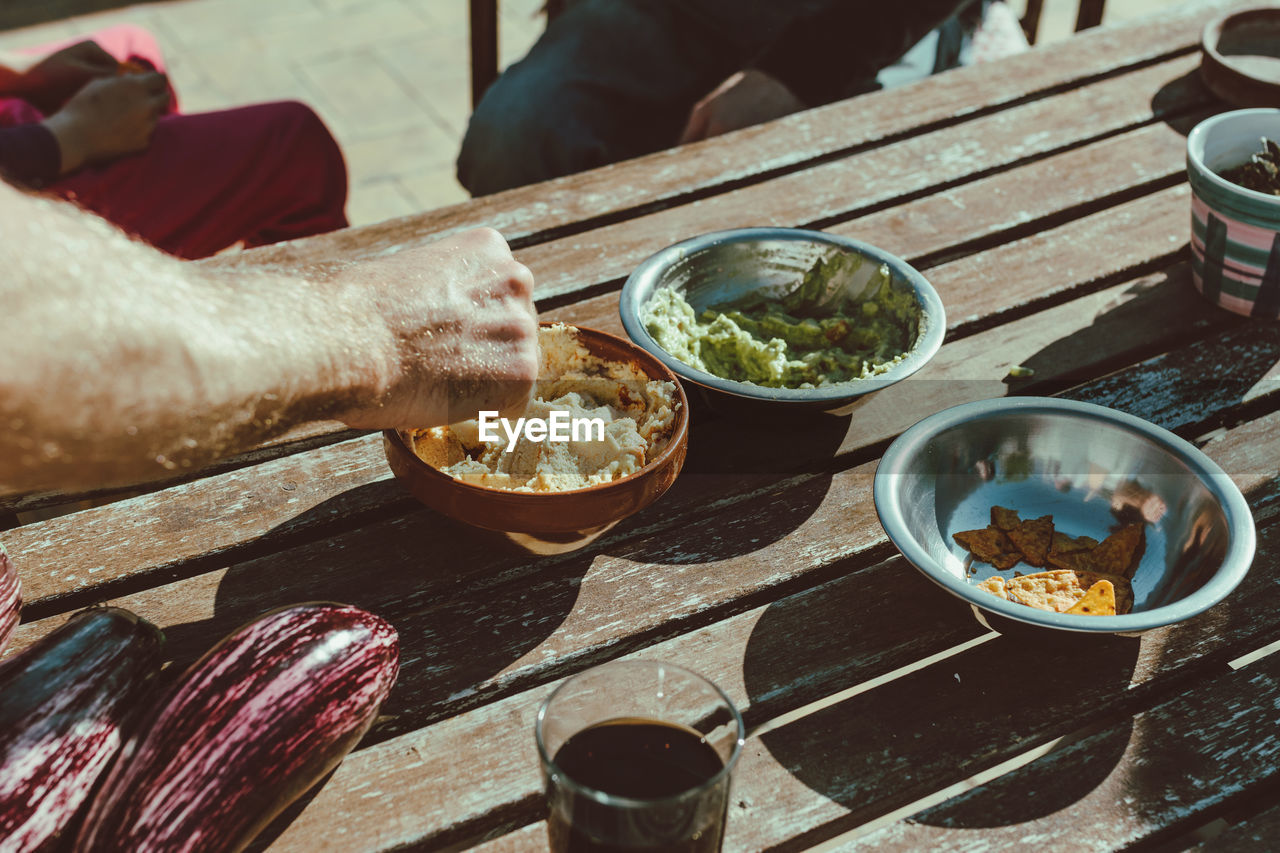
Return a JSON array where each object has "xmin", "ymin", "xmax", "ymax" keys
[{"xmin": 41, "ymin": 72, "xmax": 170, "ymax": 174}]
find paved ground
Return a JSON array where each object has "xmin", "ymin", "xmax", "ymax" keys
[{"xmin": 0, "ymin": 0, "xmax": 1182, "ymax": 229}]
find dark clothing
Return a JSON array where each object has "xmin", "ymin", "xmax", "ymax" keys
[
  {"xmin": 0, "ymin": 122, "xmax": 58, "ymax": 187},
  {"xmin": 457, "ymin": 0, "xmax": 973, "ymax": 196},
  {"xmin": 749, "ymin": 1, "xmax": 978, "ymax": 106}
]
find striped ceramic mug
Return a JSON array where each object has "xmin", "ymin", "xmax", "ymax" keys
[{"xmin": 1186, "ymin": 109, "xmax": 1280, "ymax": 320}]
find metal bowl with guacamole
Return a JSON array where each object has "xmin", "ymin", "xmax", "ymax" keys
[{"xmin": 619, "ymin": 228, "xmax": 946, "ymax": 412}]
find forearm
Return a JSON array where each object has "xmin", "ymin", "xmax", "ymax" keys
[{"xmin": 0, "ymin": 183, "xmax": 390, "ymax": 494}]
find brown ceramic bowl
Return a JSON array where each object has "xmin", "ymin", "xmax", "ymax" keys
[
  {"xmin": 1201, "ymin": 8, "xmax": 1280, "ymax": 108},
  {"xmin": 382, "ymin": 324, "xmax": 690, "ymax": 545}
]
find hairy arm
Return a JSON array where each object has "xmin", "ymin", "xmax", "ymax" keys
[{"xmin": 0, "ymin": 182, "xmax": 536, "ymax": 494}]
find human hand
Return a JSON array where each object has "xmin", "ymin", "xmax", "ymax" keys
[
  {"xmin": 333, "ymin": 227, "xmax": 539, "ymax": 430},
  {"xmin": 17, "ymin": 40, "xmax": 119, "ymax": 111},
  {"xmin": 41, "ymin": 72, "xmax": 170, "ymax": 174},
  {"xmin": 678, "ymin": 70, "xmax": 806, "ymax": 144}
]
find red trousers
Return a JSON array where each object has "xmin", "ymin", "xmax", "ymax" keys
[{"xmin": 0, "ymin": 25, "xmax": 348, "ymax": 259}]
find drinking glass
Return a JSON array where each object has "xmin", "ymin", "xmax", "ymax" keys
[{"xmin": 536, "ymin": 660, "xmax": 745, "ymax": 853}]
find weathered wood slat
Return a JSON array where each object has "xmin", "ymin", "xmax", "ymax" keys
[
  {"xmin": 470, "ymin": 823, "xmax": 542, "ymax": 852},
  {"xmin": 920, "ymin": 184, "xmax": 1195, "ymax": 332},
  {"xmin": 1069, "ymin": 323, "xmax": 1280, "ymax": 436},
  {"xmin": 830, "ymin": 649, "xmax": 1280, "ymax": 851},
  {"xmin": 6, "ymin": 436, "xmax": 409, "ymax": 616},
  {"xmin": 203, "ymin": 0, "xmax": 1244, "ymax": 272},
  {"xmin": 715, "ymin": 579, "xmax": 1280, "ymax": 849},
  {"xmin": 2, "ymin": 116, "xmax": 1206, "ymax": 607},
  {"xmin": 3, "ymin": 255, "xmax": 1240, "ymax": 629},
  {"xmin": 1193, "ymin": 800, "xmax": 1280, "ymax": 850},
  {"xmin": 2, "ymin": 57, "xmax": 1207, "ymax": 520},
  {"xmin": 262, "ymin": 553, "xmax": 987, "ymax": 852},
  {"xmin": 256, "ymin": 416, "xmax": 1280, "ymax": 852},
  {"xmin": 551, "ymin": 122, "xmax": 1199, "ymax": 335},
  {"xmin": 0, "ymin": 421, "xmax": 362, "ymax": 515},
  {"xmin": 829, "ymin": 117, "xmax": 1199, "ymax": 266},
  {"xmin": 0, "ymin": 172, "xmax": 1197, "ymax": 525},
  {"xmin": 0, "ymin": 11, "xmax": 1265, "ymax": 853},
  {"xmin": 513, "ymin": 55, "xmax": 1207, "ymax": 305},
  {"xmin": 6, "ymin": 312, "xmax": 1276, "ymax": 769}
]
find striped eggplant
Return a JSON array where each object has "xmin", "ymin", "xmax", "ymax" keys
[
  {"xmin": 75, "ymin": 602, "xmax": 400, "ymax": 853},
  {"xmin": 0, "ymin": 607, "xmax": 164, "ymax": 853},
  {"xmin": 0, "ymin": 542, "xmax": 18, "ymax": 655}
]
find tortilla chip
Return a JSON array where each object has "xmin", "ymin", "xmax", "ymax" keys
[
  {"xmin": 1007, "ymin": 515, "xmax": 1054, "ymax": 567},
  {"xmin": 953, "ymin": 527, "xmax": 1021, "ymax": 569},
  {"xmin": 990, "ymin": 506, "xmax": 1021, "ymax": 531},
  {"xmin": 976, "ymin": 576, "xmax": 1008, "ymax": 600},
  {"xmin": 990, "ymin": 550, "xmax": 1023, "ymax": 570},
  {"xmin": 1088, "ymin": 523, "xmax": 1145, "ymax": 579},
  {"xmin": 1005, "ymin": 570, "xmax": 1133, "ymax": 614},
  {"xmin": 1047, "ymin": 531, "xmax": 1099, "ymax": 567},
  {"xmin": 1066, "ymin": 580, "xmax": 1117, "ymax": 616}
]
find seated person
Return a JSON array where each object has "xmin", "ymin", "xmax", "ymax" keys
[
  {"xmin": 458, "ymin": 0, "xmax": 1026, "ymax": 196},
  {"xmin": 0, "ymin": 25, "xmax": 348, "ymax": 259}
]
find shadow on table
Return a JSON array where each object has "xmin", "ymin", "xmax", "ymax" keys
[
  {"xmin": 647, "ymin": 405, "xmax": 849, "ymax": 561},
  {"xmin": 740, "ymin": 575, "xmax": 1143, "ymax": 850},
  {"xmin": 740, "ymin": 457, "xmax": 1273, "ymax": 849},
  {"xmin": 1151, "ymin": 69, "xmax": 1214, "ymax": 137},
  {"xmin": 998, "ymin": 263, "xmax": 1279, "ymax": 432},
  {"xmin": 155, "ymin": 406, "xmax": 848, "ymax": 747},
  {"xmin": 153, "ymin": 483, "xmax": 592, "ymax": 741}
]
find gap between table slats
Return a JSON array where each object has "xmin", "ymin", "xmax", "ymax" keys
[
  {"xmin": 518, "ymin": 53, "xmax": 1209, "ymax": 308},
  {"xmin": 806, "ymin": 637, "xmax": 1280, "ymax": 852},
  {"xmin": 4, "ymin": 305, "xmax": 1275, "ymax": 771},
  {"xmin": 262, "ymin": 425, "xmax": 1280, "ymax": 852},
  {"xmin": 2, "ymin": 151, "xmax": 1230, "ymax": 618},
  {"xmin": 0, "ymin": 49, "xmax": 1214, "ymax": 517},
  {"xmin": 0, "ymin": 273, "xmax": 1246, "ymax": 675}
]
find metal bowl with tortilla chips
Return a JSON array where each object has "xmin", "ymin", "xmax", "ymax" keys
[{"xmin": 873, "ymin": 398, "xmax": 1255, "ymax": 635}]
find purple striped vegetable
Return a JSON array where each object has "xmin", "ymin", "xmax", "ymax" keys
[
  {"xmin": 75, "ymin": 602, "xmax": 400, "ymax": 853},
  {"xmin": 0, "ymin": 543, "xmax": 19, "ymax": 655},
  {"xmin": 0, "ymin": 607, "xmax": 163, "ymax": 853}
]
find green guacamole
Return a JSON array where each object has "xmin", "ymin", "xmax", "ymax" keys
[{"xmin": 640, "ymin": 255, "xmax": 921, "ymax": 389}]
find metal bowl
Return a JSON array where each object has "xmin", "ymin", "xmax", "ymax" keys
[
  {"xmin": 874, "ymin": 398, "xmax": 1255, "ymax": 635},
  {"xmin": 619, "ymin": 228, "xmax": 945, "ymax": 413}
]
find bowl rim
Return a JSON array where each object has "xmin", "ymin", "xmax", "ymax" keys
[
  {"xmin": 618, "ymin": 227, "xmax": 946, "ymax": 403},
  {"xmin": 873, "ymin": 397, "xmax": 1257, "ymax": 634},
  {"xmin": 384, "ymin": 323, "xmax": 690, "ymax": 500},
  {"xmin": 1200, "ymin": 8, "xmax": 1280, "ymax": 111},
  {"xmin": 1186, "ymin": 107, "xmax": 1280, "ymax": 209}
]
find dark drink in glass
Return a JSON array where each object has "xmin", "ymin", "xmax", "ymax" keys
[{"xmin": 537, "ymin": 662, "xmax": 744, "ymax": 853}]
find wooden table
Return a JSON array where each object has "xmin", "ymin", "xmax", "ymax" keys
[{"xmin": 5, "ymin": 0, "xmax": 1280, "ymax": 849}]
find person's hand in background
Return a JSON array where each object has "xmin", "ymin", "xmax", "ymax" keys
[
  {"xmin": 678, "ymin": 69, "xmax": 806, "ymax": 144},
  {"xmin": 9, "ymin": 40, "xmax": 119, "ymax": 112},
  {"xmin": 41, "ymin": 72, "xmax": 170, "ymax": 174}
]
